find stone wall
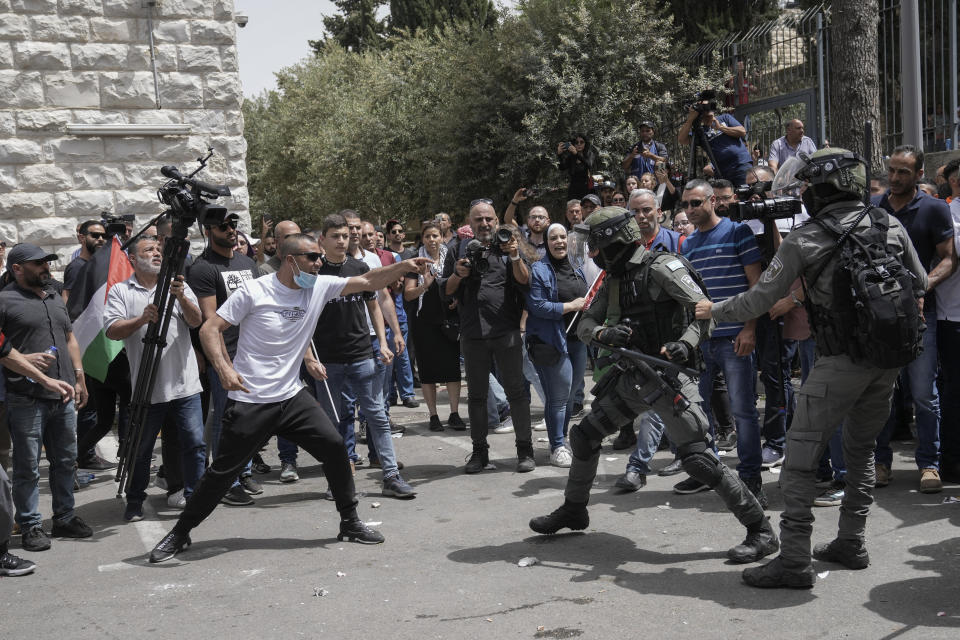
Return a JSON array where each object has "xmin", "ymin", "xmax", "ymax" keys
[{"xmin": 0, "ymin": 0, "xmax": 247, "ymax": 270}]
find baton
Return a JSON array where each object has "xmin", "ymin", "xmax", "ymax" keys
[{"xmin": 311, "ymin": 339, "xmax": 339, "ymax": 423}]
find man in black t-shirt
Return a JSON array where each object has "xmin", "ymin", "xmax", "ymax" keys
[
  {"xmin": 62, "ymin": 219, "xmax": 106, "ymax": 307},
  {"xmin": 445, "ymin": 200, "xmax": 534, "ymax": 474},
  {"xmin": 312, "ymin": 214, "xmax": 416, "ymax": 499},
  {"xmin": 187, "ymin": 211, "xmax": 260, "ymax": 505}
]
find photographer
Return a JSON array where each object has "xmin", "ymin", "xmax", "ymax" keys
[
  {"xmin": 445, "ymin": 200, "xmax": 535, "ymax": 473},
  {"xmin": 678, "ymin": 96, "xmax": 753, "ymax": 186},
  {"xmin": 556, "ymin": 135, "xmax": 597, "ymax": 200},
  {"xmin": 622, "ymin": 121, "xmax": 669, "ymax": 180}
]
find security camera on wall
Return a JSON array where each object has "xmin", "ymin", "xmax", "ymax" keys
[{"xmin": 235, "ymin": 14, "xmax": 249, "ymax": 28}]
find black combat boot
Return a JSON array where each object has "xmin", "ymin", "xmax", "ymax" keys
[
  {"xmin": 743, "ymin": 476, "xmax": 769, "ymax": 510},
  {"xmin": 742, "ymin": 557, "xmax": 815, "ymax": 589},
  {"xmin": 813, "ymin": 537, "xmax": 869, "ymax": 569},
  {"xmin": 529, "ymin": 500, "xmax": 589, "ymax": 534},
  {"xmin": 465, "ymin": 443, "xmax": 489, "ymax": 474},
  {"xmin": 727, "ymin": 516, "xmax": 779, "ymax": 564}
]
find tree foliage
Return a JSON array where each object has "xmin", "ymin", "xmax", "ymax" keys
[
  {"xmin": 309, "ymin": 0, "xmax": 389, "ymax": 54},
  {"xmin": 246, "ymin": 0, "xmax": 724, "ymax": 229},
  {"xmin": 662, "ymin": 0, "xmax": 780, "ymax": 44},
  {"xmin": 390, "ymin": 0, "xmax": 496, "ymax": 34}
]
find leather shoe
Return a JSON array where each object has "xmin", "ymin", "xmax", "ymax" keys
[
  {"xmin": 658, "ymin": 457, "xmax": 683, "ymax": 476},
  {"xmin": 614, "ymin": 470, "xmax": 646, "ymax": 492}
]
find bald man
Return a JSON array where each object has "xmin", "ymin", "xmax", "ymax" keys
[
  {"xmin": 258, "ymin": 220, "xmax": 301, "ymax": 275},
  {"xmin": 768, "ymin": 120, "xmax": 817, "ymax": 173}
]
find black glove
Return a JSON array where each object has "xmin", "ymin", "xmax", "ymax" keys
[
  {"xmin": 597, "ymin": 325, "xmax": 632, "ymax": 347},
  {"xmin": 663, "ymin": 341, "xmax": 691, "ymax": 363}
]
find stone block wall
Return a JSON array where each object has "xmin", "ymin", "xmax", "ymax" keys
[{"xmin": 0, "ymin": 0, "xmax": 247, "ymax": 270}]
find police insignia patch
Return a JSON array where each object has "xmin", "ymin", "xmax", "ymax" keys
[
  {"xmin": 763, "ymin": 257, "xmax": 784, "ymax": 283},
  {"xmin": 666, "ymin": 259, "xmax": 684, "ymax": 272},
  {"xmin": 680, "ymin": 274, "xmax": 702, "ymax": 295}
]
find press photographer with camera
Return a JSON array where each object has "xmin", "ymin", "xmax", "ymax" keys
[
  {"xmin": 556, "ymin": 135, "xmax": 597, "ymax": 200},
  {"xmin": 445, "ymin": 200, "xmax": 536, "ymax": 474},
  {"xmin": 622, "ymin": 120, "xmax": 669, "ymax": 180},
  {"xmin": 678, "ymin": 92, "xmax": 753, "ymax": 186}
]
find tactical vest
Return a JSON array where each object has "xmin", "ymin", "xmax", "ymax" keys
[{"xmin": 614, "ymin": 253, "xmax": 689, "ymax": 357}]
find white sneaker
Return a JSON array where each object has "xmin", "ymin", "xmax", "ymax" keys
[
  {"xmin": 166, "ymin": 489, "xmax": 186, "ymax": 509},
  {"xmin": 532, "ymin": 420, "xmax": 547, "ymax": 432},
  {"xmin": 493, "ymin": 417, "xmax": 514, "ymax": 434},
  {"xmin": 550, "ymin": 446, "xmax": 573, "ymax": 468}
]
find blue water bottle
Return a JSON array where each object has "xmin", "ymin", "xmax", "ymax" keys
[{"xmin": 26, "ymin": 345, "xmax": 57, "ymax": 383}]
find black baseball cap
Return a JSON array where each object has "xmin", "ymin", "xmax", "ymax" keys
[
  {"xmin": 639, "ymin": 120, "xmax": 656, "ymax": 129},
  {"xmin": 7, "ymin": 243, "xmax": 58, "ymax": 267},
  {"xmin": 581, "ymin": 194, "xmax": 601, "ymax": 206}
]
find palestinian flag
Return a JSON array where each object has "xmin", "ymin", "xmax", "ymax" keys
[{"xmin": 66, "ymin": 236, "xmax": 133, "ymax": 382}]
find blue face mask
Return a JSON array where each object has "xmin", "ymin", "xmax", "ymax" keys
[{"xmin": 291, "ymin": 259, "xmax": 317, "ymax": 289}]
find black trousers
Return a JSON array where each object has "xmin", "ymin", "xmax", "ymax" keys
[{"xmin": 175, "ymin": 388, "xmax": 358, "ymax": 533}]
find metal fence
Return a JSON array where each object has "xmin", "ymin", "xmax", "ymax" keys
[{"xmin": 667, "ymin": 0, "xmax": 959, "ymax": 174}]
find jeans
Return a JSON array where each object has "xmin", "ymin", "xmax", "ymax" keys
[
  {"xmin": 127, "ymin": 394, "xmax": 207, "ymax": 504},
  {"xmin": 486, "ymin": 372, "xmax": 509, "ymax": 428},
  {"xmin": 938, "ymin": 320, "xmax": 960, "ymax": 469},
  {"xmin": 318, "ymin": 356, "xmax": 399, "ymax": 478},
  {"xmin": 385, "ymin": 321, "xmax": 415, "ymax": 404},
  {"xmin": 756, "ymin": 315, "xmax": 797, "ymax": 453},
  {"xmin": 699, "ymin": 336, "xmax": 762, "ymax": 479},
  {"xmin": 875, "ymin": 315, "xmax": 941, "ymax": 470},
  {"xmin": 626, "ymin": 411, "xmax": 668, "ymax": 475},
  {"xmin": 461, "ymin": 331, "xmax": 532, "ymax": 448},
  {"xmin": 567, "ymin": 340, "xmax": 588, "ymax": 422},
  {"xmin": 206, "ymin": 368, "xmax": 250, "ymax": 486},
  {"xmin": 533, "ymin": 355, "xmax": 572, "ymax": 451},
  {"xmin": 175, "ymin": 389, "xmax": 358, "ymax": 533},
  {"xmin": 6, "ymin": 393, "xmax": 77, "ymax": 527},
  {"xmin": 521, "ymin": 334, "xmax": 546, "ymax": 405}
]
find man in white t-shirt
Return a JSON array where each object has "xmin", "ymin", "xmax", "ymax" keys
[
  {"xmin": 149, "ymin": 233, "xmax": 430, "ymax": 563},
  {"xmin": 104, "ymin": 236, "xmax": 205, "ymax": 521}
]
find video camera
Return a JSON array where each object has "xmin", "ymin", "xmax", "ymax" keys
[
  {"xmin": 463, "ymin": 228, "xmax": 513, "ymax": 277},
  {"xmin": 684, "ymin": 89, "xmax": 718, "ymax": 115},
  {"xmin": 727, "ymin": 181, "xmax": 803, "ymax": 222},
  {"xmin": 101, "ymin": 212, "xmax": 134, "ymax": 236},
  {"xmin": 156, "ymin": 148, "xmax": 231, "ymax": 226}
]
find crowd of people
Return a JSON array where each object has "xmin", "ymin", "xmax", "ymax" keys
[{"xmin": 1, "ymin": 109, "xmax": 959, "ymax": 589}]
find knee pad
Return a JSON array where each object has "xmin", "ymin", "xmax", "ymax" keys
[
  {"xmin": 569, "ymin": 422, "xmax": 602, "ymax": 460},
  {"xmin": 680, "ymin": 450, "xmax": 723, "ymax": 488}
]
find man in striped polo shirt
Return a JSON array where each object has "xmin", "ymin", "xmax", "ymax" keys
[{"xmin": 676, "ymin": 179, "xmax": 766, "ymax": 507}]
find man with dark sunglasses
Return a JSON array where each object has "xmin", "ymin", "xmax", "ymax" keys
[
  {"xmin": 62, "ymin": 220, "xmax": 106, "ymax": 306},
  {"xmin": 187, "ymin": 210, "xmax": 261, "ymax": 506}
]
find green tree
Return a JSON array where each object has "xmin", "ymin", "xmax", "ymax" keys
[
  {"xmin": 309, "ymin": 0, "xmax": 389, "ymax": 54},
  {"xmin": 662, "ymin": 0, "xmax": 780, "ymax": 44},
  {"xmin": 390, "ymin": 0, "xmax": 496, "ymax": 34}
]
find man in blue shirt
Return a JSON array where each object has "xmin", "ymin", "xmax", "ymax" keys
[
  {"xmin": 622, "ymin": 121, "xmax": 669, "ymax": 180},
  {"xmin": 872, "ymin": 145, "xmax": 957, "ymax": 493},
  {"xmin": 676, "ymin": 180, "xmax": 766, "ymax": 506},
  {"xmin": 678, "ymin": 101, "xmax": 754, "ymax": 186}
]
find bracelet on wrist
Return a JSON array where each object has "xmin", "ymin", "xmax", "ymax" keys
[{"xmin": 511, "ymin": 201, "xmax": 520, "ymax": 206}]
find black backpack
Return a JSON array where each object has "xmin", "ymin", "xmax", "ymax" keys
[{"xmin": 804, "ymin": 206, "xmax": 923, "ymax": 369}]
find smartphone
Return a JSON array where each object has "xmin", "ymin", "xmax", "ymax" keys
[{"xmin": 655, "ymin": 161, "xmax": 666, "ymax": 172}]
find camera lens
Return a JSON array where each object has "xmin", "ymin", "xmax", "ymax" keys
[{"xmin": 496, "ymin": 228, "xmax": 513, "ymax": 244}]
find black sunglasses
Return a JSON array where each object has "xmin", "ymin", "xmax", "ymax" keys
[
  {"xmin": 292, "ymin": 252, "xmax": 323, "ymax": 261},
  {"xmin": 215, "ymin": 220, "xmax": 238, "ymax": 231},
  {"xmin": 389, "ymin": 228, "xmax": 404, "ymax": 234},
  {"xmin": 680, "ymin": 198, "xmax": 705, "ymax": 209},
  {"xmin": 86, "ymin": 232, "xmax": 106, "ymax": 239},
  {"xmin": 470, "ymin": 198, "xmax": 494, "ymax": 208}
]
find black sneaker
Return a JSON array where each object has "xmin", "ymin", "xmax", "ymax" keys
[
  {"xmin": 812, "ymin": 537, "xmax": 869, "ymax": 569},
  {"xmin": 21, "ymin": 526, "xmax": 51, "ymax": 552},
  {"xmin": 337, "ymin": 518, "xmax": 385, "ymax": 544},
  {"xmin": 429, "ymin": 415, "xmax": 444, "ymax": 432},
  {"xmin": 51, "ymin": 515, "xmax": 93, "ymax": 538},
  {"xmin": 240, "ymin": 475, "xmax": 263, "ymax": 495},
  {"xmin": 382, "ymin": 474, "xmax": 417, "ymax": 499},
  {"xmin": 728, "ymin": 517, "xmax": 779, "ymax": 564},
  {"xmin": 77, "ymin": 454, "xmax": 117, "ymax": 470},
  {"xmin": 448, "ymin": 412, "xmax": 466, "ymax": 431},
  {"xmin": 614, "ymin": 470, "xmax": 647, "ymax": 492},
  {"xmin": 221, "ymin": 484, "xmax": 254, "ymax": 506},
  {"xmin": 149, "ymin": 530, "xmax": 191, "ymax": 563},
  {"xmin": 465, "ymin": 446, "xmax": 489, "ymax": 474},
  {"xmin": 658, "ymin": 457, "xmax": 684, "ymax": 476},
  {"xmin": 0, "ymin": 547, "xmax": 36, "ymax": 576},
  {"xmin": 742, "ymin": 557, "xmax": 815, "ymax": 589},
  {"xmin": 813, "ymin": 481, "xmax": 845, "ymax": 507},
  {"xmin": 744, "ymin": 476, "xmax": 769, "ymax": 510},
  {"xmin": 571, "ymin": 403, "xmax": 585, "ymax": 419},
  {"xmin": 252, "ymin": 453, "xmax": 272, "ymax": 474},
  {"xmin": 716, "ymin": 430, "xmax": 738, "ymax": 452},
  {"xmin": 402, "ymin": 397, "xmax": 420, "ymax": 409},
  {"xmin": 279, "ymin": 461, "xmax": 299, "ymax": 483},
  {"xmin": 357, "ymin": 419, "xmax": 368, "ymax": 444},
  {"xmin": 390, "ymin": 420, "xmax": 406, "ymax": 435},
  {"xmin": 529, "ymin": 501, "xmax": 589, "ymax": 534},
  {"xmin": 123, "ymin": 502, "xmax": 144, "ymax": 522},
  {"xmin": 673, "ymin": 477, "xmax": 710, "ymax": 494}
]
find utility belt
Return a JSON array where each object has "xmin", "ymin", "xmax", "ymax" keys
[{"xmin": 591, "ymin": 345, "xmax": 694, "ymax": 417}]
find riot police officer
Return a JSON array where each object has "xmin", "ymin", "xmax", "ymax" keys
[
  {"xmin": 695, "ymin": 148, "xmax": 928, "ymax": 588},
  {"xmin": 529, "ymin": 207, "xmax": 779, "ymax": 566}
]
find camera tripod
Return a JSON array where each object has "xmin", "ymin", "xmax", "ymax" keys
[{"xmin": 687, "ymin": 120, "xmax": 724, "ymax": 181}]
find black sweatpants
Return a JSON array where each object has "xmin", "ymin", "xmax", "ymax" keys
[{"xmin": 175, "ymin": 388, "xmax": 357, "ymax": 533}]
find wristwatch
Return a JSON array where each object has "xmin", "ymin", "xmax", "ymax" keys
[
  {"xmin": 790, "ymin": 291, "xmax": 803, "ymax": 307},
  {"xmin": 510, "ymin": 255, "xmax": 521, "ymax": 262}
]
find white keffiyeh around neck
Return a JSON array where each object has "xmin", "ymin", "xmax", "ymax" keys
[{"xmin": 416, "ymin": 242, "xmax": 448, "ymax": 314}]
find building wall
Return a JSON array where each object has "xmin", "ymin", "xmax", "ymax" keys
[{"xmin": 0, "ymin": 0, "xmax": 247, "ymax": 269}]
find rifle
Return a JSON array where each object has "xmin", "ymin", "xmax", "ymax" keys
[{"xmin": 591, "ymin": 342, "xmax": 698, "ymax": 416}]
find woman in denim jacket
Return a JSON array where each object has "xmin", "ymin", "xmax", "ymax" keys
[{"xmin": 525, "ymin": 224, "xmax": 588, "ymax": 467}]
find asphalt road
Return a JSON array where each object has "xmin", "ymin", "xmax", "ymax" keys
[{"xmin": 3, "ymin": 390, "xmax": 959, "ymax": 639}]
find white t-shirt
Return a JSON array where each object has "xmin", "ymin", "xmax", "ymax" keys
[
  {"xmin": 216, "ymin": 272, "xmax": 348, "ymax": 403},
  {"xmin": 936, "ymin": 199, "xmax": 960, "ymax": 321},
  {"xmin": 104, "ymin": 275, "xmax": 203, "ymax": 404}
]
